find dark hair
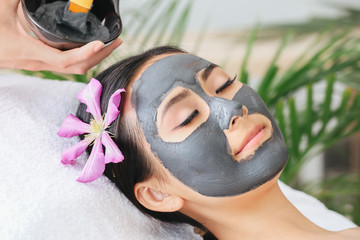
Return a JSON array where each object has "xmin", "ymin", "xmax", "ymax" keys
[{"xmin": 76, "ymin": 46, "xmax": 217, "ymax": 240}]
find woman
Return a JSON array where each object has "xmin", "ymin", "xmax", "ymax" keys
[{"xmin": 61, "ymin": 46, "xmax": 359, "ymax": 239}]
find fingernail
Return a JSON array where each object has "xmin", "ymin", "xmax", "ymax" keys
[{"xmin": 94, "ymin": 42, "xmax": 104, "ymax": 53}]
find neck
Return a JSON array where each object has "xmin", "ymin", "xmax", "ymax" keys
[{"xmin": 183, "ymin": 180, "xmax": 330, "ymax": 240}]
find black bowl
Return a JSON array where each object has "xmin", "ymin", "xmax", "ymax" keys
[{"xmin": 21, "ymin": 0, "xmax": 122, "ymax": 50}]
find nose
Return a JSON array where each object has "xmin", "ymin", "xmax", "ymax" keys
[
  {"xmin": 228, "ymin": 106, "xmax": 248, "ymax": 129},
  {"xmin": 209, "ymin": 97, "xmax": 246, "ymax": 130}
]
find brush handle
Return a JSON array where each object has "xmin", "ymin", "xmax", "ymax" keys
[{"xmin": 68, "ymin": 0, "xmax": 94, "ymax": 13}]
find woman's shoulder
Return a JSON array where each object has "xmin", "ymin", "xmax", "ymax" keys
[
  {"xmin": 311, "ymin": 227, "xmax": 360, "ymax": 240},
  {"xmin": 338, "ymin": 227, "xmax": 360, "ymax": 239}
]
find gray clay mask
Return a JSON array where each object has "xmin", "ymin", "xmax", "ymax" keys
[{"xmin": 131, "ymin": 54, "xmax": 288, "ymax": 197}]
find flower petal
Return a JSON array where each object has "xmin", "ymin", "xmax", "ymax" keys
[
  {"xmin": 77, "ymin": 137, "xmax": 105, "ymax": 183},
  {"xmin": 77, "ymin": 78, "xmax": 102, "ymax": 121},
  {"xmin": 104, "ymin": 88, "xmax": 126, "ymax": 127},
  {"xmin": 57, "ymin": 114, "xmax": 90, "ymax": 138},
  {"xmin": 61, "ymin": 139, "xmax": 91, "ymax": 165},
  {"xmin": 102, "ymin": 132, "xmax": 124, "ymax": 164}
]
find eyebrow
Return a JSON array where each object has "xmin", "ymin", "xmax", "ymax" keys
[
  {"xmin": 161, "ymin": 89, "xmax": 191, "ymax": 121},
  {"xmin": 201, "ymin": 64, "xmax": 218, "ymax": 82}
]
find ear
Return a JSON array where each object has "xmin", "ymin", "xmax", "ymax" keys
[{"xmin": 134, "ymin": 180, "xmax": 184, "ymax": 212}]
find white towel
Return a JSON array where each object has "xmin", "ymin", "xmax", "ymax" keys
[{"xmin": 0, "ymin": 74, "xmax": 356, "ymax": 240}]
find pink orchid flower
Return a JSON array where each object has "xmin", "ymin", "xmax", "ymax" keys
[{"xmin": 58, "ymin": 78, "xmax": 125, "ymax": 183}]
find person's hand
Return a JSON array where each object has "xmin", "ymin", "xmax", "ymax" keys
[{"xmin": 0, "ymin": 0, "xmax": 122, "ymax": 74}]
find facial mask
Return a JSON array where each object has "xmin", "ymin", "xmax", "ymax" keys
[{"xmin": 131, "ymin": 54, "xmax": 288, "ymax": 197}]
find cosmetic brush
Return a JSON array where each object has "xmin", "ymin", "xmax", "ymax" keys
[{"xmin": 63, "ymin": 0, "xmax": 95, "ymax": 34}]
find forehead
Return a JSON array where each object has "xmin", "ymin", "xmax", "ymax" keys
[
  {"xmin": 131, "ymin": 54, "xmax": 212, "ymax": 105},
  {"xmin": 141, "ymin": 53, "xmax": 211, "ymax": 83}
]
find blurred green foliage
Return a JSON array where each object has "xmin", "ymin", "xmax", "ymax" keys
[
  {"xmin": 304, "ymin": 174, "xmax": 360, "ymax": 224},
  {"xmin": 255, "ymin": 6, "xmax": 360, "ymax": 39}
]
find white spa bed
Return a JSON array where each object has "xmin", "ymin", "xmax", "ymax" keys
[{"xmin": 0, "ymin": 74, "xmax": 356, "ymax": 240}]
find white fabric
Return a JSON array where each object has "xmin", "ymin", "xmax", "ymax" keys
[
  {"xmin": 278, "ymin": 181, "xmax": 356, "ymax": 231},
  {"xmin": 0, "ymin": 74, "xmax": 356, "ymax": 240}
]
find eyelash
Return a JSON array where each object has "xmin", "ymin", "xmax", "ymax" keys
[
  {"xmin": 171, "ymin": 75, "xmax": 236, "ymax": 129},
  {"xmin": 215, "ymin": 75, "xmax": 237, "ymax": 94},
  {"xmin": 177, "ymin": 109, "xmax": 199, "ymax": 128}
]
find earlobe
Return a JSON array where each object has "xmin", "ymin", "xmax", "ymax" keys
[{"xmin": 134, "ymin": 182, "xmax": 184, "ymax": 212}]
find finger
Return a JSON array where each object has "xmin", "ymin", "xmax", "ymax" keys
[
  {"xmin": 71, "ymin": 38, "xmax": 123, "ymax": 72},
  {"xmin": 20, "ymin": 38, "xmax": 105, "ymax": 69},
  {"xmin": 50, "ymin": 38, "xmax": 122, "ymax": 74},
  {"xmin": 51, "ymin": 38, "xmax": 122, "ymax": 74},
  {"xmin": 4, "ymin": 39, "xmax": 122, "ymax": 74},
  {"xmin": 55, "ymin": 40, "xmax": 107, "ymax": 67}
]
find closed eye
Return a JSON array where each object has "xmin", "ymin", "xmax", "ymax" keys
[
  {"xmin": 215, "ymin": 75, "xmax": 237, "ymax": 94},
  {"xmin": 174, "ymin": 109, "xmax": 199, "ymax": 129}
]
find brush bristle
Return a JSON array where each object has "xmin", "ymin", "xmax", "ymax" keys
[{"xmin": 68, "ymin": 0, "xmax": 93, "ymax": 13}]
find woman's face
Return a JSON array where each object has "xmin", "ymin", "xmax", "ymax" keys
[{"xmin": 130, "ymin": 53, "xmax": 288, "ymax": 197}]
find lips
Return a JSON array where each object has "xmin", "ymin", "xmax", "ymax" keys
[{"xmin": 235, "ymin": 124, "xmax": 269, "ymax": 159}]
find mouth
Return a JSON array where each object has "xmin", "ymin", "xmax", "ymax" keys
[{"xmin": 234, "ymin": 125, "xmax": 270, "ymax": 160}]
